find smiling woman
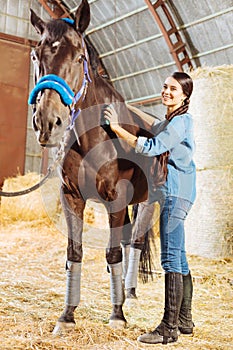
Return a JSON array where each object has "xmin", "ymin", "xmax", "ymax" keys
[
  {"xmin": 105, "ymin": 71, "xmax": 196, "ymax": 345},
  {"xmin": 161, "ymin": 76, "xmax": 189, "ymax": 112}
]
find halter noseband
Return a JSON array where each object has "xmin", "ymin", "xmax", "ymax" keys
[
  {"xmin": 28, "ymin": 74, "xmax": 75, "ymax": 106},
  {"xmin": 28, "ymin": 18, "xmax": 92, "ymax": 132}
]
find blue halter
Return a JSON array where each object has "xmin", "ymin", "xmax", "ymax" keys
[
  {"xmin": 28, "ymin": 74, "xmax": 75, "ymax": 106},
  {"xmin": 61, "ymin": 18, "xmax": 75, "ymax": 25},
  {"xmin": 28, "ymin": 18, "xmax": 92, "ymax": 132}
]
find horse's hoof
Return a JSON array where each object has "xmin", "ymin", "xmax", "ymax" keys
[
  {"xmin": 124, "ymin": 297, "xmax": 139, "ymax": 308},
  {"xmin": 108, "ymin": 319, "xmax": 126, "ymax": 329},
  {"xmin": 52, "ymin": 321, "xmax": 75, "ymax": 335}
]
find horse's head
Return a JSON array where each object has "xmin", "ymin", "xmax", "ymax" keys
[{"xmin": 29, "ymin": 0, "xmax": 91, "ymax": 147}]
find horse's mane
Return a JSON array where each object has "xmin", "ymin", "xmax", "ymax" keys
[{"xmin": 84, "ymin": 35, "xmax": 110, "ymax": 80}]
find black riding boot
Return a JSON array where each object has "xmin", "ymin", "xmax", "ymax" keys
[
  {"xmin": 178, "ymin": 271, "xmax": 195, "ymax": 334},
  {"xmin": 138, "ymin": 272, "xmax": 183, "ymax": 344}
]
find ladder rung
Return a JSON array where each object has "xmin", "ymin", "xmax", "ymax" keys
[
  {"xmin": 167, "ymin": 27, "xmax": 178, "ymax": 36},
  {"xmin": 153, "ymin": 0, "xmax": 166, "ymax": 10},
  {"xmin": 180, "ymin": 57, "xmax": 192, "ymax": 65},
  {"xmin": 170, "ymin": 42, "xmax": 186, "ymax": 53}
]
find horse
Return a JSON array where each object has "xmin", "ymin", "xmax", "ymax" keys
[{"xmin": 29, "ymin": 0, "xmax": 159, "ymax": 333}]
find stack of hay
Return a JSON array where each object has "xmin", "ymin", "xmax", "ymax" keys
[
  {"xmin": 0, "ymin": 173, "xmax": 109, "ymax": 245},
  {"xmin": 186, "ymin": 65, "xmax": 233, "ymax": 258},
  {"xmin": 0, "ymin": 172, "xmax": 61, "ymax": 225}
]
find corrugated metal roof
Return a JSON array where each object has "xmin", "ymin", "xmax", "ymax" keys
[
  {"xmin": 1, "ymin": 0, "xmax": 233, "ymax": 114},
  {"xmin": 61, "ymin": 0, "xmax": 233, "ymax": 113}
]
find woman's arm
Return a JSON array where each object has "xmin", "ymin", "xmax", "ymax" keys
[
  {"xmin": 104, "ymin": 105, "xmax": 186, "ymax": 156},
  {"xmin": 126, "ymin": 104, "xmax": 157, "ymax": 127},
  {"xmin": 111, "ymin": 125, "xmax": 138, "ymax": 148}
]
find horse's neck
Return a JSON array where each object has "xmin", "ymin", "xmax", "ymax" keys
[
  {"xmin": 81, "ymin": 73, "xmax": 143, "ymax": 145},
  {"xmin": 85, "ymin": 75, "xmax": 123, "ymax": 106}
]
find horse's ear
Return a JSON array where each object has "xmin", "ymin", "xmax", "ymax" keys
[
  {"xmin": 74, "ymin": 0, "xmax": 90, "ymax": 34},
  {"xmin": 30, "ymin": 9, "xmax": 46, "ymax": 35}
]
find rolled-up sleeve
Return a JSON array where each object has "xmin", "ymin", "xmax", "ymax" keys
[
  {"xmin": 135, "ymin": 136, "xmax": 167, "ymax": 156},
  {"xmin": 135, "ymin": 136, "xmax": 148, "ymax": 154},
  {"xmin": 135, "ymin": 116, "xmax": 186, "ymax": 157}
]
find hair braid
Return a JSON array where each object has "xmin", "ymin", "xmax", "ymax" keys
[{"xmin": 165, "ymin": 101, "xmax": 189, "ymax": 122}]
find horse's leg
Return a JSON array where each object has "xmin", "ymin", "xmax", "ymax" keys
[
  {"xmin": 125, "ymin": 201, "xmax": 155, "ymax": 305},
  {"xmin": 121, "ymin": 206, "xmax": 132, "ymax": 283},
  {"xmin": 106, "ymin": 200, "xmax": 129, "ymax": 329},
  {"xmin": 53, "ymin": 188, "xmax": 85, "ymax": 335}
]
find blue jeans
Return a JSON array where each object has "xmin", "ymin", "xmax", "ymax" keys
[
  {"xmin": 132, "ymin": 195, "xmax": 192, "ymax": 275},
  {"xmin": 159, "ymin": 196, "xmax": 192, "ymax": 274}
]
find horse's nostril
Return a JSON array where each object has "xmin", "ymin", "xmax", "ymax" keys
[
  {"xmin": 56, "ymin": 117, "xmax": 62, "ymax": 126},
  {"xmin": 49, "ymin": 122, "xmax": 53, "ymax": 132}
]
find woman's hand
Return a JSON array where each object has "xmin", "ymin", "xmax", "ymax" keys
[
  {"xmin": 103, "ymin": 105, "xmax": 120, "ymax": 132},
  {"xmin": 103, "ymin": 104, "xmax": 138, "ymax": 148}
]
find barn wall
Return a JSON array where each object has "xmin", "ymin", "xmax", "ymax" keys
[
  {"xmin": 0, "ymin": 38, "xmax": 30, "ymax": 185},
  {"xmin": 0, "ymin": 0, "xmax": 51, "ymax": 177}
]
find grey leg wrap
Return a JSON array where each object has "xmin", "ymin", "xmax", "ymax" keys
[
  {"xmin": 108, "ymin": 262, "xmax": 124, "ymax": 305},
  {"xmin": 124, "ymin": 247, "xmax": 141, "ymax": 290},
  {"xmin": 122, "ymin": 244, "xmax": 130, "ymax": 281},
  {"xmin": 65, "ymin": 260, "xmax": 81, "ymax": 306}
]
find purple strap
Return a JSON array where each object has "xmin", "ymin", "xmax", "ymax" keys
[{"xmin": 69, "ymin": 56, "xmax": 92, "ymax": 130}]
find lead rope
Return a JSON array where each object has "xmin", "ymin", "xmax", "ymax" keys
[{"xmin": 0, "ymin": 138, "xmax": 67, "ymax": 197}]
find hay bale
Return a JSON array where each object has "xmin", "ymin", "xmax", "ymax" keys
[
  {"xmin": 186, "ymin": 168, "xmax": 233, "ymax": 258},
  {"xmin": 189, "ymin": 65, "xmax": 233, "ymax": 169},
  {"xmin": 186, "ymin": 65, "xmax": 233, "ymax": 258},
  {"xmin": 0, "ymin": 172, "xmax": 61, "ymax": 224}
]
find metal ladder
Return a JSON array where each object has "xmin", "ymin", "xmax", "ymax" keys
[
  {"xmin": 144, "ymin": 0, "xmax": 193, "ymax": 71},
  {"xmin": 37, "ymin": 0, "xmax": 71, "ymax": 19}
]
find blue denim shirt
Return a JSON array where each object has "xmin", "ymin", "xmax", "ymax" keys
[{"xmin": 135, "ymin": 113, "xmax": 196, "ymax": 204}]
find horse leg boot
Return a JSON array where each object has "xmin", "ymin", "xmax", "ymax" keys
[
  {"xmin": 121, "ymin": 207, "xmax": 132, "ymax": 284},
  {"xmin": 124, "ymin": 247, "xmax": 141, "ymax": 304},
  {"xmin": 53, "ymin": 261, "xmax": 81, "ymax": 335},
  {"xmin": 138, "ymin": 272, "xmax": 183, "ymax": 344},
  {"xmin": 52, "ymin": 190, "xmax": 85, "ymax": 335},
  {"xmin": 122, "ymin": 244, "xmax": 130, "ymax": 283},
  {"xmin": 178, "ymin": 271, "xmax": 195, "ymax": 334},
  {"xmin": 125, "ymin": 201, "xmax": 155, "ymax": 305},
  {"xmin": 108, "ymin": 261, "xmax": 126, "ymax": 329}
]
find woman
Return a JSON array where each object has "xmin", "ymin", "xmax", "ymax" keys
[{"xmin": 104, "ymin": 72, "xmax": 196, "ymax": 344}]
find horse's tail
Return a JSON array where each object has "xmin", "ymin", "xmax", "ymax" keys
[{"xmin": 131, "ymin": 204, "xmax": 157, "ymax": 283}]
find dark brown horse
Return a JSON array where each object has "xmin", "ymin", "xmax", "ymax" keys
[{"xmin": 29, "ymin": 0, "xmax": 157, "ymax": 333}]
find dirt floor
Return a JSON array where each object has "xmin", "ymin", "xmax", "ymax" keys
[{"xmin": 0, "ymin": 219, "xmax": 233, "ymax": 350}]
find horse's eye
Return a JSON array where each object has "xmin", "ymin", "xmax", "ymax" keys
[
  {"xmin": 78, "ymin": 54, "xmax": 85, "ymax": 63},
  {"xmin": 31, "ymin": 50, "xmax": 38, "ymax": 62}
]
